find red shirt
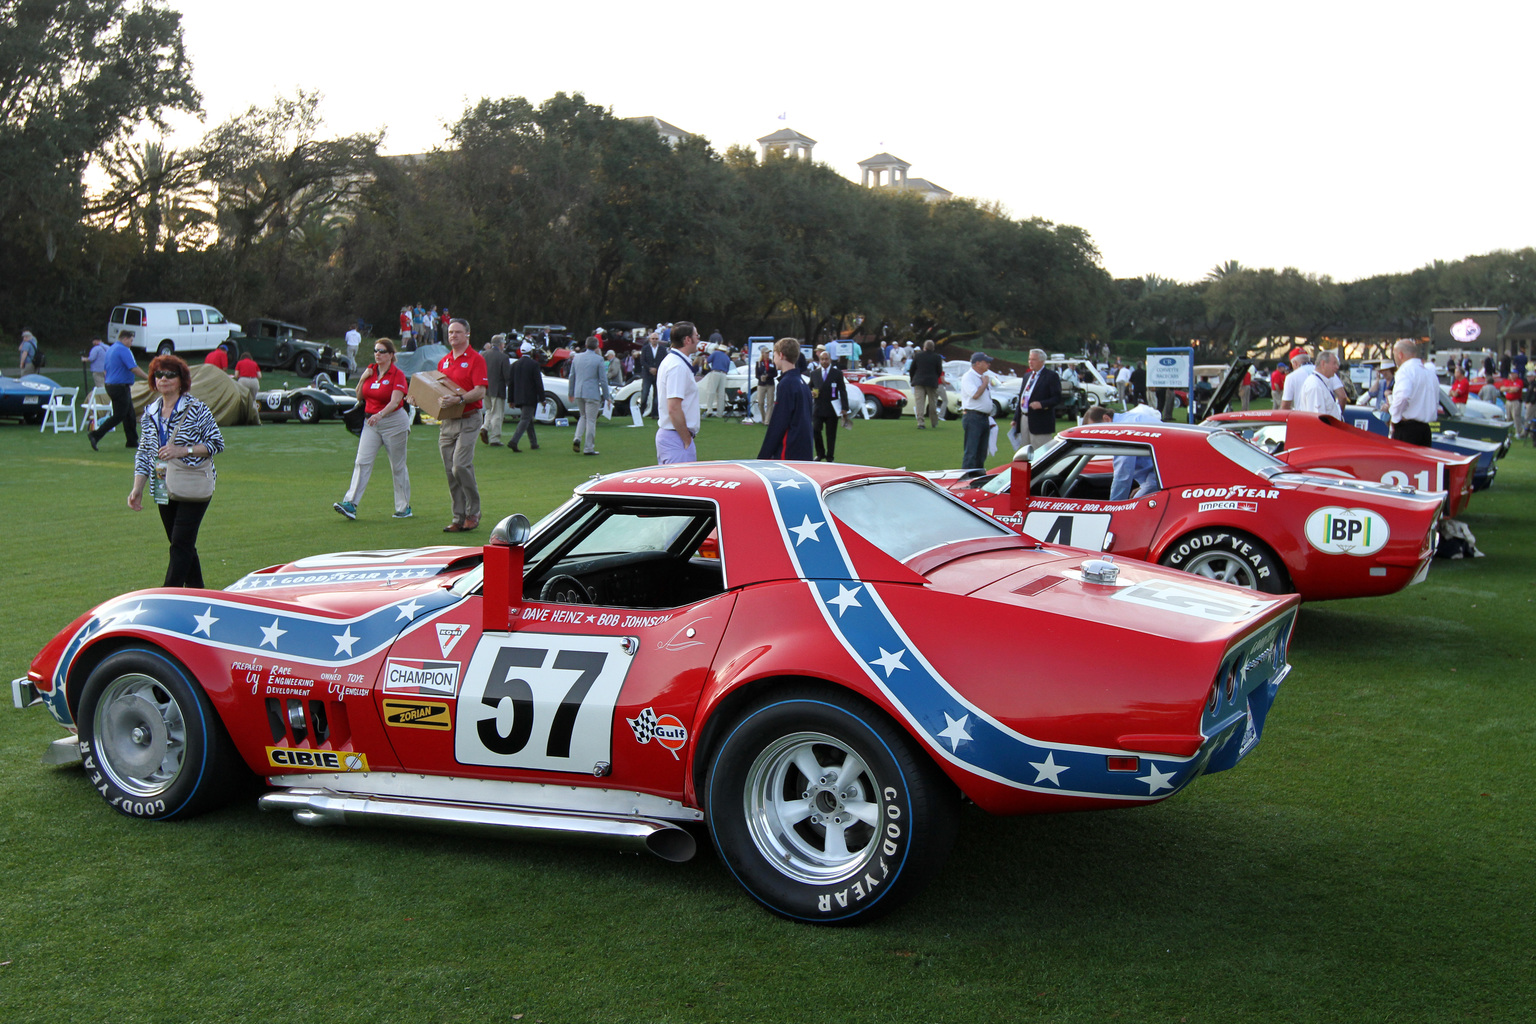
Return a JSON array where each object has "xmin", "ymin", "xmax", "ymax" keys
[
  {"xmin": 204, "ymin": 347, "xmax": 229, "ymax": 370},
  {"xmin": 359, "ymin": 362, "xmax": 408, "ymax": 416},
  {"xmin": 235, "ymin": 357, "xmax": 260, "ymax": 379},
  {"xmin": 1270, "ymin": 368, "xmax": 1286, "ymax": 393},
  {"xmin": 1450, "ymin": 377, "xmax": 1469, "ymax": 404},
  {"xmin": 400, "ymin": 311, "xmax": 412, "ymax": 333},
  {"xmin": 438, "ymin": 348, "xmax": 489, "ymax": 413}
]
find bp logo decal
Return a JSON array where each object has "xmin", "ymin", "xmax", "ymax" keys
[{"xmin": 1304, "ymin": 507, "xmax": 1390, "ymax": 555}]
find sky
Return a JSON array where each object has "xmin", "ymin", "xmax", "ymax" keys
[{"xmin": 153, "ymin": 0, "xmax": 1534, "ymax": 285}]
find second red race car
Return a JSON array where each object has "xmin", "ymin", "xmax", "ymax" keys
[{"xmin": 941, "ymin": 423, "xmax": 1442, "ymax": 601}]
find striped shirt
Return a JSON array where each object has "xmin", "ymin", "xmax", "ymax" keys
[{"xmin": 134, "ymin": 395, "xmax": 225, "ymax": 481}]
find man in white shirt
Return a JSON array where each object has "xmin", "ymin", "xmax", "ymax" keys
[
  {"xmin": 959, "ymin": 352, "xmax": 995, "ymax": 471},
  {"xmin": 1279, "ymin": 348, "xmax": 1316, "ymax": 409},
  {"xmin": 344, "ymin": 325, "xmax": 362, "ymax": 364},
  {"xmin": 1388, "ymin": 338, "xmax": 1439, "ymax": 446},
  {"xmin": 1295, "ymin": 351, "xmax": 1342, "ymax": 417},
  {"xmin": 655, "ymin": 320, "xmax": 701, "ymax": 465}
]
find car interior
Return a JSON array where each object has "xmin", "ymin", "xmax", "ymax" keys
[{"xmin": 1030, "ymin": 443, "xmax": 1161, "ymax": 501}]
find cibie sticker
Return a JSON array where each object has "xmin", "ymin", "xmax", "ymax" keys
[
  {"xmin": 627, "ymin": 707, "xmax": 688, "ymax": 759},
  {"xmin": 266, "ymin": 747, "xmax": 369, "ymax": 771},
  {"xmin": 1304, "ymin": 507, "xmax": 1390, "ymax": 555}
]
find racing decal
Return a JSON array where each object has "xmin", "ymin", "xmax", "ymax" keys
[
  {"xmin": 1110, "ymin": 578, "xmax": 1271, "ymax": 623},
  {"xmin": 383, "ymin": 658, "xmax": 461, "ymax": 696},
  {"xmin": 742, "ymin": 462, "xmax": 1251, "ymax": 801},
  {"xmin": 1304, "ymin": 506, "xmax": 1390, "ymax": 555},
  {"xmin": 266, "ymin": 747, "xmax": 369, "ymax": 771},
  {"xmin": 455, "ymin": 633, "xmax": 636, "ymax": 773},
  {"xmin": 618, "ymin": 474, "xmax": 741, "ymax": 490},
  {"xmin": 627, "ymin": 707, "xmax": 688, "ymax": 759},
  {"xmin": 1198, "ymin": 501, "xmax": 1258, "ymax": 513},
  {"xmin": 39, "ymin": 590, "xmax": 468, "ymax": 728},
  {"xmin": 383, "ymin": 699, "xmax": 453, "ymax": 730},
  {"xmin": 1022, "ymin": 511, "xmax": 1111, "ymax": 550},
  {"xmin": 1380, "ymin": 467, "xmax": 1441, "ymax": 492},
  {"xmin": 227, "ymin": 567, "xmax": 442, "ymax": 591},
  {"xmin": 435, "ymin": 622, "xmax": 470, "ymax": 657},
  {"xmin": 518, "ymin": 606, "xmax": 672, "ymax": 628},
  {"xmin": 1180, "ymin": 486, "xmax": 1279, "ymax": 500}
]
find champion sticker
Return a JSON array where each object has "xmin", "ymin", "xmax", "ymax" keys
[
  {"xmin": 382, "ymin": 699, "xmax": 452, "ymax": 731},
  {"xmin": 627, "ymin": 707, "xmax": 688, "ymax": 759},
  {"xmin": 266, "ymin": 747, "xmax": 369, "ymax": 771},
  {"xmin": 1303, "ymin": 506, "xmax": 1390, "ymax": 555},
  {"xmin": 383, "ymin": 658, "xmax": 461, "ymax": 696}
]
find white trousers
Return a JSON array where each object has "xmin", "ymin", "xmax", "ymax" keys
[{"xmin": 344, "ymin": 407, "xmax": 412, "ymax": 512}]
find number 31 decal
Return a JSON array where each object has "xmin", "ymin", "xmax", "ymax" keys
[{"xmin": 455, "ymin": 633, "xmax": 636, "ymax": 773}]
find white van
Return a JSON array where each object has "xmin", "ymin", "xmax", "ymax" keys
[{"xmin": 107, "ymin": 303, "xmax": 241, "ymax": 357}]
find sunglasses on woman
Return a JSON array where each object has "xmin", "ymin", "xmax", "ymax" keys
[{"xmin": 153, "ymin": 370, "xmax": 180, "ymax": 379}]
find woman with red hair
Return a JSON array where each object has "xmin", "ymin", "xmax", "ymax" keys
[{"xmin": 127, "ymin": 354, "xmax": 225, "ymax": 587}]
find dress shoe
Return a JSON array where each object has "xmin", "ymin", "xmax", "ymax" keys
[
  {"xmin": 508, "ymin": 445, "xmax": 521, "ymax": 453},
  {"xmin": 443, "ymin": 521, "xmax": 466, "ymax": 533},
  {"xmin": 583, "ymin": 450, "xmax": 599, "ymax": 456},
  {"xmin": 463, "ymin": 515, "xmax": 480, "ymax": 531},
  {"xmin": 479, "ymin": 428, "xmax": 489, "ymax": 444},
  {"xmin": 573, "ymin": 439, "xmax": 581, "ymax": 452},
  {"xmin": 531, "ymin": 444, "xmax": 540, "ymax": 450},
  {"xmin": 88, "ymin": 433, "xmax": 99, "ymax": 451}
]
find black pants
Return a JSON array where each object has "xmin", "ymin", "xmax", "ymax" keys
[
  {"xmin": 509, "ymin": 405, "xmax": 539, "ymax": 448},
  {"xmin": 640, "ymin": 374, "xmax": 658, "ymax": 417},
  {"xmin": 91, "ymin": 384, "xmax": 138, "ymax": 446},
  {"xmin": 813, "ymin": 414, "xmax": 839, "ymax": 461},
  {"xmin": 1392, "ymin": 419, "xmax": 1432, "ymax": 447},
  {"xmin": 158, "ymin": 498, "xmax": 209, "ymax": 588}
]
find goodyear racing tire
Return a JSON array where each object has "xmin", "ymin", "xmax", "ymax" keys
[
  {"xmin": 705, "ymin": 689, "xmax": 958, "ymax": 925},
  {"xmin": 1159, "ymin": 528, "xmax": 1288, "ymax": 594},
  {"xmin": 76, "ymin": 647, "xmax": 245, "ymax": 821}
]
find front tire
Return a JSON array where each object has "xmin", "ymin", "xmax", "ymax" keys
[
  {"xmin": 157, "ymin": 340, "xmax": 175, "ymax": 356},
  {"xmin": 76, "ymin": 647, "xmax": 245, "ymax": 820},
  {"xmin": 1159, "ymin": 528, "xmax": 1288, "ymax": 593},
  {"xmin": 293, "ymin": 351, "xmax": 317, "ymax": 377},
  {"xmin": 536, "ymin": 392, "xmax": 559, "ymax": 423},
  {"xmin": 705, "ymin": 689, "xmax": 958, "ymax": 924},
  {"xmin": 295, "ymin": 397, "xmax": 319, "ymax": 423}
]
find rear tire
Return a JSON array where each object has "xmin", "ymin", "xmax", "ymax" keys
[
  {"xmin": 76, "ymin": 646, "xmax": 246, "ymax": 820},
  {"xmin": 157, "ymin": 340, "xmax": 175, "ymax": 356},
  {"xmin": 705, "ymin": 688, "xmax": 958, "ymax": 924},
  {"xmin": 1159, "ymin": 529, "xmax": 1288, "ymax": 593}
]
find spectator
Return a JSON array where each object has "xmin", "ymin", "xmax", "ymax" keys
[
  {"xmin": 1450, "ymin": 365, "xmax": 1470, "ymax": 405},
  {"xmin": 127, "ymin": 355, "xmax": 224, "ymax": 588},
  {"xmin": 1296, "ymin": 351, "xmax": 1342, "ymax": 417},
  {"xmin": 88, "ymin": 329, "xmax": 149, "ymax": 450},
  {"xmin": 656, "ymin": 321, "xmax": 701, "ymax": 465},
  {"xmin": 701, "ymin": 342, "xmax": 732, "ymax": 417},
  {"xmin": 1388, "ymin": 339, "xmax": 1438, "ymax": 446},
  {"xmin": 235, "ymin": 353, "xmax": 263, "ymax": 424},
  {"xmin": 507, "ymin": 342, "xmax": 542, "ymax": 453},
  {"xmin": 808, "ymin": 348, "xmax": 848, "ymax": 462},
  {"xmin": 436, "ymin": 318, "xmax": 488, "ymax": 532},
  {"xmin": 754, "ymin": 345, "xmax": 778, "ymax": 424},
  {"xmin": 758, "ymin": 338, "xmax": 811, "ymax": 460},
  {"xmin": 959, "ymin": 352, "xmax": 995, "ymax": 471},
  {"xmin": 335, "ymin": 339, "xmax": 412, "ymax": 520},
  {"xmin": 605, "ymin": 349, "xmax": 622, "ymax": 386},
  {"xmin": 203, "ymin": 344, "xmax": 228, "ymax": 371},
  {"xmin": 909, "ymin": 340, "xmax": 944, "ymax": 429},
  {"xmin": 1269, "ymin": 362, "xmax": 1287, "ymax": 402},
  {"xmin": 344, "ymin": 324, "xmax": 362, "ymax": 364},
  {"xmin": 481, "ymin": 334, "xmax": 511, "ymax": 446},
  {"xmin": 1279, "ymin": 348, "xmax": 1315, "ymax": 410},
  {"xmin": 83, "ymin": 337, "xmax": 109, "ymax": 388},
  {"xmin": 1083, "ymin": 404, "xmax": 1160, "ymax": 500},
  {"xmin": 639, "ymin": 332, "xmax": 665, "ymax": 419},
  {"xmin": 18, "ymin": 329, "xmax": 38, "ymax": 374},
  {"xmin": 568, "ymin": 335, "xmax": 611, "ymax": 456},
  {"xmin": 1012, "ymin": 348, "xmax": 1062, "ymax": 449},
  {"xmin": 399, "ymin": 306, "xmax": 413, "ymax": 347}
]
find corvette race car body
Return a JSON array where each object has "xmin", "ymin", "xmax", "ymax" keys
[
  {"xmin": 942, "ymin": 423, "xmax": 1442, "ymax": 601},
  {"xmin": 1205, "ymin": 410, "xmax": 1477, "ymax": 517},
  {"xmin": 15, "ymin": 462, "xmax": 1297, "ymax": 924},
  {"xmin": 1342, "ymin": 406, "xmax": 1503, "ymax": 489}
]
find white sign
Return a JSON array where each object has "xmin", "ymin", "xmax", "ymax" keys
[
  {"xmin": 1146, "ymin": 352, "xmax": 1192, "ymax": 389},
  {"xmin": 1303, "ymin": 506, "xmax": 1391, "ymax": 555}
]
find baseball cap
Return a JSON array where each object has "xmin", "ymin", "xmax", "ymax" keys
[{"xmin": 971, "ymin": 352, "xmax": 994, "ymax": 363}]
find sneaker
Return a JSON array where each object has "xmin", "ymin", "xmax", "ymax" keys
[
  {"xmin": 334, "ymin": 501, "xmax": 357, "ymax": 520},
  {"xmin": 392, "ymin": 507, "xmax": 413, "ymax": 518},
  {"xmin": 573, "ymin": 439, "xmax": 581, "ymax": 452}
]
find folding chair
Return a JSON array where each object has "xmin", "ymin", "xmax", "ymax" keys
[
  {"xmin": 40, "ymin": 386, "xmax": 80, "ymax": 433},
  {"xmin": 83, "ymin": 386, "xmax": 113, "ymax": 430}
]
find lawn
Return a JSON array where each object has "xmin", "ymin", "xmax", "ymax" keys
[{"xmin": 2, "ymin": 410, "xmax": 1532, "ymax": 1023}]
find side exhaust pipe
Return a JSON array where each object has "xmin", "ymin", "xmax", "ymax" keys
[{"xmin": 259, "ymin": 788, "xmax": 697, "ymax": 863}]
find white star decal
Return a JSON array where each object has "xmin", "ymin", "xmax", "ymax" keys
[
  {"xmin": 788, "ymin": 515, "xmax": 825, "ymax": 546},
  {"xmin": 332, "ymin": 626, "xmax": 359, "ymax": 656},
  {"xmin": 1030, "ymin": 752, "xmax": 1069, "ymax": 785},
  {"xmin": 192, "ymin": 607, "xmax": 219, "ymax": 637},
  {"xmin": 937, "ymin": 712, "xmax": 972, "ymax": 752},
  {"xmin": 826, "ymin": 584, "xmax": 863, "ymax": 617},
  {"xmin": 1138, "ymin": 762, "xmax": 1177, "ymax": 794},
  {"xmin": 114, "ymin": 602, "xmax": 147, "ymax": 623},
  {"xmin": 259, "ymin": 618, "xmax": 287, "ymax": 649},
  {"xmin": 775, "ymin": 478, "xmax": 804, "ymax": 490},
  {"xmin": 394, "ymin": 598, "xmax": 423, "ymax": 621},
  {"xmin": 870, "ymin": 647, "xmax": 908, "ymax": 678}
]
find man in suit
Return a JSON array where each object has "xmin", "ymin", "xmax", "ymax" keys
[
  {"xmin": 639, "ymin": 332, "xmax": 666, "ymax": 418},
  {"xmin": 507, "ymin": 345, "xmax": 543, "ymax": 453},
  {"xmin": 568, "ymin": 335, "xmax": 612, "ymax": 456},
  {"xmin": 1011, "ymin": 348, "xmax": 1062, "ymax": 449},
  {"xmin": 808, "ymin": 348, "xmax": 849, "ymax": 462},
  {"xmin": 480, "ymin": 334, "xmax": 511, "ymax": 446}
]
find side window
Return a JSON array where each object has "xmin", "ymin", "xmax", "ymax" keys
[
  {"xmin": 177, "ymin": 309, "xmax": 190, "ymax": 326},
  {"xmin": 125, "ymin": 308, "xmax": 142, "ymax": 326},
  {"xmin": 205, "ymin": 309, "xmax": 225, "ymax": 325},
  {"xmin": 189, "ymin": 309, "xmax": 204, "ymax": 326},
  {"xmin": 522, "ymin": 502, "xmax": 722, "ymax": 609},
  {"xmin": 110, "ymin": 307, "xmax": 124, "ymax": 324}
]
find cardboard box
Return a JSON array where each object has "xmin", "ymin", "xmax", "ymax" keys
[{"xmin": 409, "ymin": 371, "xmax": 467, "ymax": 420}]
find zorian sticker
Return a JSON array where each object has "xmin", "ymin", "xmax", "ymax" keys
[
  {"xmin": 1304, "ymin": 506, "xmax": 1390, "ymax": 555},
  {"xmin": 382, "ymin": 699, "xmax": 452, "ymax": 731}
]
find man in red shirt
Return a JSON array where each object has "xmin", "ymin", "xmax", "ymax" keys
[
  {"xmin": 437, "ymin": 318, "xmax": 488, "ymax": 532},
  {"xmin": 204, "ymin": 346, "xmax": 229, "ymax": 371},
  {"xmin": 235, "ymin": 354, "xmax": 262, "ymax": 425}
]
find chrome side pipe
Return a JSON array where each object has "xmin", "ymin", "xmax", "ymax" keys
[{"xmin": 258, "ymin": 787, "xmax": 697, "ymax": 863}]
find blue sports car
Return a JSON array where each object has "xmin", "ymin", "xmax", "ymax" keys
[{"xmin": 0, "ymin": 374, "xmax": 60, "ymax": 424}]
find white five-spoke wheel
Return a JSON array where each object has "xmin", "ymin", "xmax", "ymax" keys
[{"xmin": 743, "ymin": 731, "xmax": 882, "ymax": 884}]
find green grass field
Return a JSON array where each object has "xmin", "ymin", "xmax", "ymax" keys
[{"xmin": 2, "ymin": 410, "xmax": 1532, "ymax": 1023}]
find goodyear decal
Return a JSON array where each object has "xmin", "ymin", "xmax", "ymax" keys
[
  {"xmin": 267, "ymin": 747, "xmax": 369, "ymax": 771},
  {"xmin": 741, "ymin": 461, "xmax": 1285, "ymax": 802},
  {"xmin": 383, "ymin": 699, "xmax": 452, "ymax": 730}
]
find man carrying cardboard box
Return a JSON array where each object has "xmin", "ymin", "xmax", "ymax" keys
[{"xmin": 437, "ymin": 318, "xmax": 488, "ymax": 532}]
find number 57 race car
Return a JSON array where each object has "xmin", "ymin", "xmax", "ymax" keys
[{"xmin": 14, "ymin": 461, "xmax": 1298, "ymax": 924}]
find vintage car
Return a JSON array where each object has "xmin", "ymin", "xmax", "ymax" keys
[
  {"xmin": 226, "ymin": 319, "xmax": 352, "ymax": 379},
  {"xmin": 861, "ymin": 372, "xmax": 963, "ymax": 419},
  {"xmin": 1205, "ymin": 410, "xmax": 1478, "ymax": 517},
  {"xmin": 844, "ymin": 377, "xmax": 908, "ymax": 418},
  {"xmin": 0, "ymin": 374, "xmax": 59, "ymax": 423},
  {"xmin": 940, "ymin": 423, "xmax": 1442, "ymax": 601},
  {"xmin": 256, "ymin": 377, "xmax": 360, "ymax": 424},
  {"xmin": 1433, "ymin": 387, "xmax": 1514, "ymax": 454},
  {"xmin": 14, "ymin": 461, "xmax": 1298, "ymax": 924},
  {"xmin": 1343, "ymin": 405, "xmax": 1504, "ymax": 488}
]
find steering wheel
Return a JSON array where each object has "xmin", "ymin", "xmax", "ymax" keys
[
  {"xmin": 539, "ymin": 574, "xmax": 593, "ymax": 604},
  {"xmin": 1038, "ymin": 480, "xmax": 1060, "ymax": 497}
]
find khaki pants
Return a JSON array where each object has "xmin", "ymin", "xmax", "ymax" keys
[
  {"xmin": 754, "ymin": 382, "xmax": 775, "ymax": 423},
  {"xmin": 439, "ymin": 410, "xmax": 482, "ymax": 522},
  {"xmin": 239, "ymin": 377, "xmax": 261, "ymax": 424},
  {"xmin": 344, "ymin": 407, "xmax": 411, "ymax": 513},
  {"xmin": 914, "ymin": 385, "xmax": 940, "ymax": 427},
  {"xmin": 483, "ymin": 396, "xmax": 506, "ymax": 444}
]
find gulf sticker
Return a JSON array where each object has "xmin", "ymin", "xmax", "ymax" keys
[
  {"xmin": 1303, "ymin": 506, "xmax": 1390, "ymax": 555},
  {"xmin": 382, "ymin": 699, "xmax": 452, "ymax": 731},
  {"xmin": 627, "ymin": 706, "xmax": 688, "ymax": 759},
  {"xmin": 266, "ymin": 747, "xmax": 369, "ymax": 771}
]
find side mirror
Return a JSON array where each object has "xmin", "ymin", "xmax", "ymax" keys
[
  {"xmin": 483, "ymin": 514, "xmax": 531, "ymax": 632},
  {"xmin": 1009, "ymin": 457, "xmax": 1032, "ymax": 513}
]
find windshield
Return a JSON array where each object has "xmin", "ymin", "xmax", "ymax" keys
[
  {"xmin": 825, "ymin": 479, "xmax": 1010, "ymax": 562},
  {"xmin": 1207, "ymin": 430, "xmax": 1286, "ymax": 478}
]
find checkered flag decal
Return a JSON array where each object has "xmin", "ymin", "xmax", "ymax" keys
[{"xmin": 628, "ymin": 707, "xmax": 658, "ymax": 744}]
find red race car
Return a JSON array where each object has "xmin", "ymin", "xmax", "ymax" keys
[
  {"xmin": 1204, "ymin": 410, "xmax": 1477, "ymax": 517},
  {"xmin": 14, "ymin": 462, "xmax": 1297, "ymax": 924},
  {"xmin": 942, "ymin": 423, "xmax": 1441, "ymax": 601}
]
